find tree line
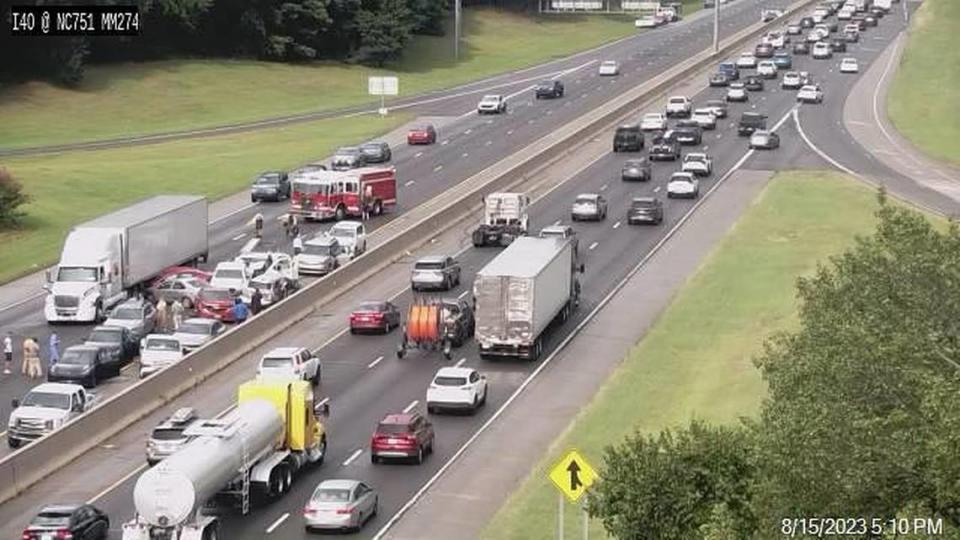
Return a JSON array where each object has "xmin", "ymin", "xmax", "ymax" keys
[
  {"xmin": 0, "ymin": 0, "xmax": 450, "ymax": 85},
  {"xmin": 587, "ymin": 194, "xmax": 960, "ymax": 539}
]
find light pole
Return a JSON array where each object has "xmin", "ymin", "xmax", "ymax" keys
[
  {"xmin": 454, "ymin": 0, "xmax": 462, "ymax": 60},
  {"xmin": 713, "ymin": 0, "xmax": 720, "ymax": 52}
]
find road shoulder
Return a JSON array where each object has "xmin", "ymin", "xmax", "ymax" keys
[{"xmin": 382, "ymin": 169, "xmax": 775, "ymax": 540}]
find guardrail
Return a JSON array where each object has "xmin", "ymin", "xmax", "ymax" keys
[{"xmin": 0, "ymin": 0, "xmax": 817, "ymax": 505}]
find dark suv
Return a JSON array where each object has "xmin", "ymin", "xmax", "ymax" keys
[
  {"xmin": 621, "ymin": 158, "xmax": 652, "ymax": 182},
  {"xmin": 627, "ymin": 197, "xmax": 664, "ymax": 225},
  {"xmin": 370, "ymin": 412, "xmax": 435, "ymax": 464},
  {"xmin": 673, "ymin": 120, "xmax": 703, "ymax": 145},
  {"xmin": 535, "ymin": 79, "xmax": 565, "ymax": 99},
  {"xmin": 738, "ymin": 112, "xmax": 767, "ymax": 136},
  {"xmin": 250, "ymin": 171, "xmax": 290, "ymax": 202},
  {"xmin": 613, "ymin": 124, "xmax": 644, "ymax": 152},
  {"xmin": 649, "ymin": 131, "xmax": 681, "ymax": 161}
]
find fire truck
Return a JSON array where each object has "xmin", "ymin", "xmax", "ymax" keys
[{"xmin": 290, "ymin": 167, "xmax": 397, "ymax": 221}]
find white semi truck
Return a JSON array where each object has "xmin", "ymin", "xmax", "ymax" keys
[
  {"xmin": 473, "ymin": 236, "xmax": 583, "ymax": 360},
  {"xmin": 471, "ymin": 192, "xmax": 529, "ymax": 248},
  {"xmin": 44, "ymin": 195, "xmax": 209, "ymax": 323},
  {"xmin": 122, "ymin": 379, "xmax": 328, "ymax": 540}
]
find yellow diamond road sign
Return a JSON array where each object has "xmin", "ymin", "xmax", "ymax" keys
[{"xmin": 548, "ymin": 449, "xmax": 598, "ymax": 503}]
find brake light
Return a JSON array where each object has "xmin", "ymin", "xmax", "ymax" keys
[
  {"xmin": 303, "ymin": 505, "xmax": 315, "ymax": 515},
  {"xmin": 56, "ymin": 530, "xmax": 73, "ymax": 540},
  {"xmin": 21, "ymin": 531, "xmax": 30, "ymax": 540},
  {"xmin": 336, "ymin": 508, "xmax": 353, "ymax": 514}
]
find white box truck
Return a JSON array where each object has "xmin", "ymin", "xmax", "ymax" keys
[
  {"xmin": 473, "ymin": 236, "xmax": 583, "ymax": 360},
  {"xmin": 44, "ymin": 195, "xmax": 209, "ymax": 323}
]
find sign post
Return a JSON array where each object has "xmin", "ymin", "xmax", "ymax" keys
[
  {"xmin": 548, "ymin": 449, "xmax": 599, "ymax": 540},
  {"xmin": 367, "ymin": 76, "xmax": 399, "ymax": 115}
]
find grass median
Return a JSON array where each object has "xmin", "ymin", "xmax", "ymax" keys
[
  {"xmin": 0, "ymin": 8, "xmax": 643, "ymax": 149},
  {"xmin": 887, "ymin": 0, "xmax": 960, "ymax": 165},
  {"xmin": 481, "ymin": 171, "xmax": 898, "ymax": 539},
  {"xmin": 0, "ymin": 113, "xmax": 408, "ymax": 284}
]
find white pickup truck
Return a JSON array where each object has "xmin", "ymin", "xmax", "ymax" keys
[{"xmin": 7, "ymin": 383, "xmax": 94, "ymax": 448}]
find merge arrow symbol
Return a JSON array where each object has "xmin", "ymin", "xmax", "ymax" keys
[{"xmin": 567, "ymin": 459, "xmax": 583, "ymax": 492}]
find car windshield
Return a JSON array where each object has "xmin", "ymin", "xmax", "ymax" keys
[
  {"xmin": 358, "ymin": 302, "xmax": 384, "ymax": 311},
  {"xmin": 336, "ymin": 147, "xmax": 361, "ymax": 156},
  {"xmin": 57, "ymin": 267, "xmax": 97, "ymax": 282},
  {"xmin": 632, "ymin": 199, "xmax": 656, "ymax": 208},
  {"xmin": 575, "ymin": 196, "xmax": 596, "ymax": 205},
  {"xmin": 214, "ymin": 269, "xmax": 244, "ymax": 280},
  {"xmin": 414, "ymin": 261, "xmax": 444, "ymax": 270},
  {"xmin": 303, "ymin": 244, "xmax": 333, "ymax": 256},
  {"xmin": 377, "ymin": 422, "xmax": 412, "ymax": 434},
  {"xmin": 255, "ymin": 175, "xmax": 279, "ymax": 185},
  {"xmin": 330, "ymin": 227, "xmax": 355, "ymax": 239},
  {"xmin": 202, "ymin": 289, "xmax": 233, "ymax": 301},
  {"xmin": 624, "ymin": 160, "xmax": 644, "ymax": 168},
  {"xmin": 151, "ymin": 427, "xmax": 187, "ymax": 440},
  {"xmin": 481, "ymin": 95, "xmax": 499, "ymax": 102},
  {"xmin": 537, "ymin": 81, "xmax": 553, "ymax": 87},
  {"xmin": 643, "ymin": 114, "xmax": 661, "ymax": 120},
  {"xmin": 87, "ymin": 329, "xmax": 120, "ymax": 343},
  {"xmin": 261, "ymin": 356, "xmax": 294, "ymax": 368},
  {"xmin": 361, "ymin": 143, "xmax": 383, "ymax": 152},
  {"xmin": 31, "ymin": 511, "xmax": 72, "ymax": 527},
  {"xmin": 178, "ymin": 323, "xmax": 210, "ymax": 335},
  {"xmin": 111, "ymin": 307, "xmax": 141, "ymax": 320},
  {"xmin": 147, "ymin": 338, "xmax": 181, "ymax": 351},
  {"xmin": 251, "ymin": 281, "xmax": 274, "ymax": 291},
  {"xmin": 672, "ymin": 176, "xmax": 693, "ymax": 183},
  {"xmin": 706, "ymin": 100, "xmax": 724, "ymax": 107},
  {"xmin": 60, "ymin": 349, "xmax": 95, "ymax": 365},
  {"xmin": 686, "ymin": 155, "xmax": 705, "ymax": 162},
  {"xmin": 21, "ymin": 391, "xmax": 71, "ymax": 409},
  {"xmin": 669, "ymin": 98, "xmax": 685, "ymax": 104},
  {"xmin": 602, "ymin": 61, "xmax": 616, "ymax": 67},
  {"xmin": 434, "ymin": 376, "xmax": 468, "ymax": 386},
  {"xmin": 314, "ymin": 488, "xmax": 352, "ymax": 503}
]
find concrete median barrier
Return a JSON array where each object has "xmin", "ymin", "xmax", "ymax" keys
[{"xmin": 0, "ymin": 0, "xmax": 817, "ymax": 505}]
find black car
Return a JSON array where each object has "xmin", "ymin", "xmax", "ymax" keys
[
  {"xmin": 621, "ymin": 158, "xmax": 652, "ymax": 182},
  {"xmin": 330, "ymin": 146, "xmax": 368, "ymax": 170},
  {"xmin": 755, "ymin": 43, "xmax": 775, "ymax": 58},
  {"xmin": 844, "ymin": 30, "xmax": 859, "ymax": 42},
  {"xmin": 864, "ymin": 14, "xmax": 877, "ymax": 26},
  {"xmin": 744, "ymin": 76, "xmax": 765, "ymax": 91},
  {"xmin": 22, "ymin": 503, "xmax": 109, "ymax": 540},
  {"xmin": 627, "ymin": 197, "xmax": 664, "ymax": 225},
  {"xmin": 613, "ymin": 124, "xmax": 644, "ymax": 152},
  {"xmin": 709, "ymin": 72, "xmax": 730, "ymax": 87},
  {"xmin": 793, "ymin": 42, "xmax": 810, "ymax": 55},
  {"xmin": 800, "ymin": 16, "xmax": 814, "ymax": 28},
  {"xmin": 827, "ymin": 21, "xmax": 839, "ymax": 32},
  {"xmin": 869, "ymin": 6, "xmax": 886, "ymax": 17},
  {"xmin": 830, "ymin": 38, "xmax": 847, "ymax": 52},
  {"xmin": 84, "ymin": 325, "xmax": 138, "ymax": 365},
  {"xmin": 673, "ymin": 120, "xmax": 703, "ymax": 145},
  {"xmin": 850, "ymin": 17, "xmax": 867, "ymax": 30},
  {"xmin": 359, "ymin": 141, "xmax": 392, "ymax": 163},
  {"xmin": 738, "ymin": 112, "xmax": 767, "ymax": 136},
  {"xmin": 250, "ymin": 171, "xmax": 290, "ymax": 202},
  {"xmin": 535, "ymin": 79, "xmax": 565, "ymax": 99},
  {"xmin": 649, "ymin": 131, "xmax": 681, "ymax": 161},
  {"xmin": 47, "ymin": 345, "xmax": 116, "ymax": 387}
]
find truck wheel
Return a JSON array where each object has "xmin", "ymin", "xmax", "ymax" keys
[
  {"xmin": 315, "ymin": 437, "xmax": 326, "ymax": 465},
  {"xmin": 202, "ymin": 522, "xmax": 220, "ymax": 540},
  {"xmin": 373, "ymin": 200, "xmax": 383, "ymax": 216},
  {"xmin": 472, "ymin": 230, "xmax": 485, "ymax": 248},
  {"xmin": 335, "ymin": 205, "xmax": 346, "ymax": 221},
  {"xmin": 8, "ymin": 437, "xmax": 21, "ymax": 449},
  {"xmin": 94, "ymin": 302, "xmax": 104, "ymax": 323}
]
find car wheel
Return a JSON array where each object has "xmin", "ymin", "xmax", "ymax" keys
[
  {"xmin": 414, "ymin": 446, "xmax": 424, "ymax": 464},
  {"xmin": 471, "ymin": 396, "xmax": 479, "ymax": 414},
  {"xmin": 371, "ymin": 453, "xmax": 379, "ymax": 464}
]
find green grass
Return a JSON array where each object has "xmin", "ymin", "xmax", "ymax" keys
[
  {"xmin": 0, "ymin": 113, "xmax": 408, "ymax": 283},
  {"xmin": 887, "ymin": 0, "xmax": 960, "ymax": 165},
  {"xmin": 0, "ymin": 8, "xmax": 645, "ymax": 149},
  {"xmin": 482, "ymin": 171, "xmax": 889, "ymax": 540}
]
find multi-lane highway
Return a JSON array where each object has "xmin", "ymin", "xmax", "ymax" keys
[
  {"xmin": 0, "ymin": 0, "xmax": 791, "ymax": 435},
  {"xmin": 0, "ymin": 1, "xmax": 922, "ymax": 537}
]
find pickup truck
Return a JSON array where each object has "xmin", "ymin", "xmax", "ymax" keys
[
  {"xmin": 8, "ymin": 383, "xmax": 94, "ymax": 448},
  {"xmin": 738, "ymin": 112, "xmax": 767, "ymax": 136}
]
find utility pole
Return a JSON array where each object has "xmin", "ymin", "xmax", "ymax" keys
[
  {"xmin": 454, "ymin": 0, "xmax": 462, "ymax": 60},
  {"xmin": 713, "ymin": 0, "xmax": 720, "ymax": 52}
]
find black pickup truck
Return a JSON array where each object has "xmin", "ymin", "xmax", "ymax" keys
[
  {"xmin": 649, "ymin": 131, "xmax": 682, "ymax": 161},
  {"xmin": 737, "ymin": 112, "xmax": 767, "ymax": 137}
]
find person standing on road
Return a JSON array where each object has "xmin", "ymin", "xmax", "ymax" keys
[
  {"xmin": 292, "ymin": 233, "xmax": 304, "ymax": 256},
  {"xmin": 3, "ymin": 332, "xmax": 12, "ymax": 375},
  {"xmin": 24, "ymin": 336, "xmax": 42, "ymax": 379},
  {"xmin": 47, "ymin": 332, "xmax": 60, "ymax": 370},
  {"xmin": 171, "ymin": 299, "xmax": 185, "ymax": 330},
  {"xmin": 250, "ymin": 288, "xmax": 263, "ymax": 315},
  {"xmin": 231, "ymin": 298, "xmax": 250, "ymax": 324},
  {"xmin": 289, "ymin": 213, "xmax": 299, "ymax": 237},
  {"xmin": 361, "ymin": 185, "xmax": 374, "ymax": 221},
  {"xmin": 250, "ymin": 212, "xmax": 265, "ymax": 238},
  {"xmin": 156, "ymin": 297, "xmax": 169, "ymax": 333}
]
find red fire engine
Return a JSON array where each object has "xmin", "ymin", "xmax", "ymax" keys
[{"xmin": 290, "ymin": 167, "xmax": 397, "ymax": 221}]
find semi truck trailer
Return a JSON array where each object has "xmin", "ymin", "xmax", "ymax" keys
[
  {"xmin": 44, "ymin": 195, "xmax": 209, "ymax": 323},
  {"xmin": 473, "ymin": 236, "xmax": 583, "ymax": 360},
  {"xmin": 122, "ymin": 379, "xmax": 328, "ymax": 540},
  {"xmin": 471, "ymin": 192, "xmax": 529, "ymax": 247}
]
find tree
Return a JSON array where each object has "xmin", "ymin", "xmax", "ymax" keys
[
  {"xmin": 409, "ymin": 0, "xmax": 448, "ymax": 35},
  {"xmin": 0, "ymin": 168, "xmax": 30, "ymax": 228},
  {"xmin": 586, "ymin": 420, "xmax": 757, "ymax": 539},
  {"xmin": 354, "ymin": 0, "xmax": 414, "ymax": 66}
]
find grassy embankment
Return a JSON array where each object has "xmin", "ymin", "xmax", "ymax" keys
[
  {"xmin": 482, "ymin": 171, "xmax": 910, "ymax": 539},
  {"xmin": 887, "ymin": 0, "xmax": 960, "ymax": 165}
]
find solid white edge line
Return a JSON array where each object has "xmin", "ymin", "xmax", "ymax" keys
[
  {"xmin": 266, "ymin": 512, "xmax": 290, "ymax": 534},
  {"xmin": 87, "ymin": 463, "xmax": 147, "ymax": 504},
  {"xmin": 371, "ymin": 107, "xmax": 795, "ymax": 539},
  {"xmin": 455, "ymin": 358, "xmax": 467, "ymax": 367},
  {"xmin": 342, "ymin": 448, "xmax": 364, "ymax": 467},
  {"xmin": 0, "ymin": 291, "xmax": 45, "ymax": 313},
  {"xmin": 402, "ymin": 400, "xmax": 419, "ymax": 414}
]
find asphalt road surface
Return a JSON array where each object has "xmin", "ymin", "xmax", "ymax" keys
[
  {"xmin": 0, "ymin": 0, "xmax": 791, "ymax": 440},
  {"xmin": 0, "ymin": 2, "xmax": 915, "ymax": 537}
]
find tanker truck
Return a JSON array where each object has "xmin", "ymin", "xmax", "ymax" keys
[{"xmin": 122, "ymin": 379, "xmax": 329, "ymax": 540}]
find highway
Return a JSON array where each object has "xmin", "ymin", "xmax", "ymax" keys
[
  {"xmin": 0, "ymin": 0, "xmax": 790, "ymax": 438},
  {"xmin": 0, "ymin": 2, "xmax": 916, "ymax": 537}
]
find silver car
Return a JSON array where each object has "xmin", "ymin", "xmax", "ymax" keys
[
  {"xmin": 571, "ymin": 194, "xmax": 608, "ymax": 221},
  {"xmin": 146, "ymin": 407, "xmax": 198, "ymax": 465},
  {"xmin": 411, "ymin": 255, "xmax": 461, "ymax": 291},
  {"xmin": 103, "ymin": 299, "xmax": 157, "ymax": 341},
  {"xmin": 303, "ymin": 479, "xmax": 379, "ymax": 532},
  {"xmin": 171, "ymin": 318, "xmax": 226, "ymax": 351},
  {"xmin": 148, "ymin": 276, "xmax": 206, "ymax": 308}
]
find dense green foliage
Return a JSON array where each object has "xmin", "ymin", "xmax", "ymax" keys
[
  {"xmin": 0, "ymin": 0, "xmax": 448, "ymax": 84},
  {"xmin": 0, "ymin": 168, "xmax": 29, "ymax": 228},
  {"xmin": 588, "ymin": 196, "xmax": 960, "ymax": 538}
]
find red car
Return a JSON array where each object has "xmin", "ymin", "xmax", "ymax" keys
[
  {"xmin": 370, "ymin": 412, "xmax": 435, "ymax": 464},
  {"xmin": 194, "ymin": 288, "xmax": 237, "ymax": 322},
  {"xmin": 151, "ymin": 266, "xmax": 212, "ymax": 287},
  {"xmin": 406, "ymin": 124, "xmax": 437, "ymax": 145},
  {"xmin": 349, "ymin": 301, "xmax": 401, "ymax": 334}
]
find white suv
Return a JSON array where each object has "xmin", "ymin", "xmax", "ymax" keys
[
  {"xmin": 256, "ymin": 347, "xmax": 321, "ymax": 386},
  {"xmin": 477, "ymin": 95, "xmax": 507, "ymax": 114},
  {"xmin": 426, "ymin": 367, "xmax": 488, "ymax": 414},
  {"xmin": 665, "ymin": 96, "xmax": 692, "ymax": 118}
]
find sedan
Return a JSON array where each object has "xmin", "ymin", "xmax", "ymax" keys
[
  {"xmin": 744, "ymin": 76, "xmax": 765, "ymax": 91},
  {"xmin": 726, "ymin": 83, "xmax": 748, "ymax": 102},
  {"xmin": 598, "ymin": 60, "xmax": 620, "ymax": 76},
  {"xmin": 370, "ymin": 412, "xmax": 434, "ymax": 464},
  {"xmin": 754, "ymin": 43, "xmax": 774, "ymax": 58},
  {"xmin": 535, "ymin": 79, "xmax": 565, "ymax": 99},
  {"xmin": 781, "ymin": 71, "xmax": 804, "ymax": 89},
  {"xmin": 359, "ymin": 141, "xmax": 392, "ymax": 163},
  {"xmin": 773, "ymin": 51, "xmax": 793, "ymax": 69},
  {"xmin": 757, "ymin": 60, "xmax": 778, "ymax": 79},
  {"xmin": 195, "ymin": 287, "xmax": 239, "ymax": 322},
  {"xmin": 85, "ymin": 325, "xmax": 138, "ymax": 364},
  {"xmin": 691, "ymin": 108, "xmax": 717, "ymax": 130},
  {"xmin": 304, "ymin": 480, "xmax": 378, "ymax": 533},
  {"xmin": 797, "ymin": 84, "xmax": 824, "ymax": 104},
  {"xmin": 793, "ymin": 42, "xmax": 810, "ymax": 55},
  {"xmin": 840, "ymin": 57, "xmax": 859, "ymax": 73},
  {"xmin": 666, "ymin": 172, "xmax": 700, "ymax": 199},
  {"xmin": 627, "ymin": 197, "xmax": 664, "ymax": 225},
  {"xmin": 830, "ymin": 38, "xmax": 847, "ymax": 53},
  {"xmin": 22, "ymin": 503, "xmax": 109, "ymax": 540},
  {"xmin": 844, "ymin": 30, "xmax": 860, "ymax": 42},
  {"xmin": 571, "ymin": 194, "xmax": 607, "ymax": 221},
  {"xmin": 171, "ymin": 318, "xmax": 226, "ymax": 351},
  {"xmin": 709, "ymin": 72, "xmax": 731, "ymax": 87},
  {"xmin": 736, "ymin": 52, "xmax": 757, "ymax": 68},
  {"xmin": 149, "ymin": 276, "xmax": 206, "ymax": 308},
  {"xmin": 812, "ymin": 42, "xmax": 833, "ymax": 59},
  {"xmin": 749, "ymin": 130, "xmax": 781, "ymax": 150},
  {"xmin": 621, "ymin": 158, "xmax": 652, "ymax": 182},
  {"xmin": 426, "ymin": 366, "xmax": 488, "ymax": 414},
  {"xmin": 640, "ymin": 112, "xmax": 667, "ymax": 131},
  {"xmin": 47, "ymin": 345, "xmax": 115, "ymax": 388},
  {"xmin": 704, "ymin": 99, "xmax": 728, "ymax": 118},
  {"xmin": 682, "ymin": 152, "xmax": 713, "ymax": 176},
  {"xmin": 150, "ymin": 266, "xmax": 211, "ymax": 288},
  {"xmin": 104, "ymin": 299, "xmax": 156, "ymax": 341},
  {"xmin": 477, "ymin": 94, "xmax": 507, "ymax": 114},
  {"xmin": 407, "ymin": 124, "xmax": 437, "ymax": 145},
  {"xmin": 349, "ymin": 301, "xmax": 401, "ymax": 334}
]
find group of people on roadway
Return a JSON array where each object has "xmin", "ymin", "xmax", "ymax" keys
[{"xmin": 3, "ymin": 331, "xmax": 60, "ymax": 379}]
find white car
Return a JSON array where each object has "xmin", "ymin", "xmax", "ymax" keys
[
  {"xmin": 635, "ymin": 15, "xmax": 658, "ymax": 28},
  {"xmin": 665, "ymin": 96, "xmax": 692, "ymax": 118},
  {"xmin": 844, "ymin": 23, "xmax": 860, "ymax": 34},
  {"xmin": 256, "ymin": 346, "xmax": 321, "ymax": 385},
  {"xmin": 812, "ymin": 42, "xmax": 833, "ymax": 59},
  {"xmin": 235, "ymin": 251, "xmax": 296, "ymax": 281},
  {"xmin": 763, "ymin": 32, "xmax": 785, "ymax": 48},
  {"xmin": 757, "ymin": 60, "xmax": 778, "ymax": 78},
  {"xmin": 426, "ymin": 367, "xmax": 488, "ymax": 414},
  {"xmin": 598, "ymin": 60, "xmax": 620, "ymax": 76},
  {"xmin": 840, "ymin": 57, "xmax": 859, "ymax": 73},
  {"xmin": 726, "ymin": 82, "xmax": 748, "ymax": 102},
  {"xmin": 297, "ymin": 235, "xmax": 350, "ymax": 276},
  {"xmin": 682, "ymin": 153, "xmax": 713, "ymax": 176},
  {"xmin": 691, "ymin": 108, "xmax": 717, "ymax": 130},
  {"xmin": 736, "ymin": 52, "xmax": 757, "ymax": 68},
  {"xmin": 209, "ymin": 261, "xmax": 250, "ymax": 293},
  {"xmin": 139, "ymin": 334, "xmax": 184, "ymax": 378},
  {"xmin": 328, "ymin": 220, "xmax": 367, "ymax": 257},
  {"xmin": 838, "ymin": 8, "xmax": 853, "ymax": 19},
  {"xmin": 797, "ymin": 84, "xmax": 824, "ymax": 103},
  {"xmin": 781, "ymin": 71, "xmax": 803, "ymax": 89},
  {"xmin": 477, "ymin": 94, "xmax": 507, "ymax": 114},
  {"xmin": 640, "ymin": 112, "xmax": 667, "ymax": 131},
  {"xmin": 667, "ymin": 172, "xmax": 700, "ymax": 198},
  {"xmin": 171, "ymin": 318, "xmax": 225, "ymax": 351},
  {"xmin": 570, "ymin": 193, "xmax": 608, "ymax": 221},
  {"xmin": 806, "ymin": 31, "xmax": 823, "ymax": 43}
]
